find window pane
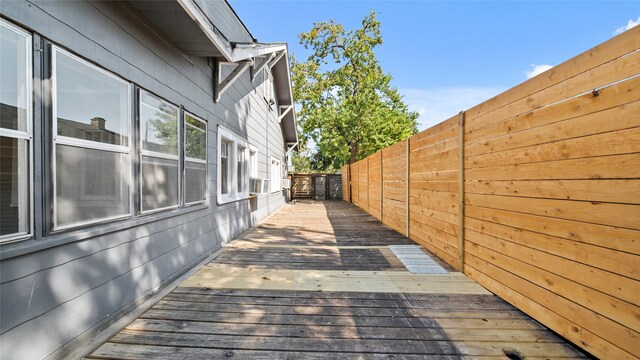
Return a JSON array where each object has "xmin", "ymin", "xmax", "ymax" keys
[
  {"xmin": 55, "ymin": 144, "xmax": 130, "ymax": 227},
  {"xmin": 55, "ymin": 50, "xmax": 129, "ymax": 146},
  {"xmin": 185, "ymin": 114, "xmax": 206, "ymax": 131},
  {"xmin": 220, "ymin": 140, "xmax": 230, "ymax": 195},
  {"xmin": 0, "ymin": 137, "xmax": 29, "ymax": 236},
  {"xmin": 237, "ymin": 146, "xmax": 245, "ymax": 193},
  {"xmin": 185, "ymin": 116, "xmax": 206, "ymax": 160},
  {"xmin": 0, "ymin": 22, "xmax": 29, "ymax": 132},
  {"xmin": 141, "ymin": 156, "xmax": 179, "ymax": 211},
  {"xmin": 140, "ymin": 91, "xmax": 178, "ymax": 155},
  {"xmin": 185, "ymin": 161, "xmax": 206, "ymax": 204}
]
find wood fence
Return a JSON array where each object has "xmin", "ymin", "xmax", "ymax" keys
[{"xmin": 340, "ymin": 27, "xmax": 639, "ymax": 359}]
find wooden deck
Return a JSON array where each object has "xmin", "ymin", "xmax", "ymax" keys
[{"xmin": 89, "ymin": 201, "xmax": 587, "ymax": 359}]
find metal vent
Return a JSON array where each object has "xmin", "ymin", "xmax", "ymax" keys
[{"xmin": 389, "ymin": 245, "xmax": 448, "ymax": 274}]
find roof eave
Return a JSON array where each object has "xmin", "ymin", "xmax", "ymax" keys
[{"xmin": 176, "ymin": 0, "xmax": 234, "ymax": 61}]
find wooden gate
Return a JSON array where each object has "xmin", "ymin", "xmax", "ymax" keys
[{"xmin": 290, "ymin": 173, "xmax": 342, "ymax": 200}]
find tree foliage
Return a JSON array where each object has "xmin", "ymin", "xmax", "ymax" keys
[{"xmin": 292, "ymin": 10, "xmax": 418, "ymax": 172}]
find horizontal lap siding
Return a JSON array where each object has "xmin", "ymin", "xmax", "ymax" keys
[
  {"xmin": 463, "ymin": 28, "xmax": 640, "ymax": 359},
  {"xmin": 382, "ymin": 141, "xmax": 408, "ymax": 236},
  {"xmin": 408, "ymin": 116, "xmax": 461, "ymax": 269},
  {"xmin": 0, "ymin": 1, "xmax": 288, "ymax": 359},
  {"xmin": 367, "ymin": 153, "xmax": 382, "ymax": 220},
  {"xmin": 343, "ymin": 27, "xmax": 640, "ymax": 359}
]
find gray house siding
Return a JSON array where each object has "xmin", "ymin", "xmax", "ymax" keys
[
  {"xmin": 0, "ymin": 1, "xmax": 290, "ymax": 359},
  {"xmin": 193, "ymin": 0, "xmax": 254, "ymax": 43}
]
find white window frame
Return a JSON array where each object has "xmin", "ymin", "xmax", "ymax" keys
[
  {"xmin": 237, "ymin": 144, "xmax": 247, "ymax": 195},
  {"xmin": 217, "ymin": 126, "xmax": 251, "ymax": 204},
  {"xmin": 0, "ymin": 19, "xmax": 33, "ymax": 243},
  {"xmin": 270, "ymin": 157, "xmax": 282, "ymax": 193},
  {"xmin": 183, "ymin": 111, "xmax": 207, "ymax": 206},
  {"xmin": 220, "ymin": 138, "xmax": 231, "ymax": 197},
  {"xmin": 51, "ymin": 46, "xmax": 132, "ymax": 230},
  {"xmin": 138, "ymin": 89, "xmax": 180, "ymax": 214},
  {"xmin": 249, "ymin": 146, "xmax": 258, "ymax": 178}
]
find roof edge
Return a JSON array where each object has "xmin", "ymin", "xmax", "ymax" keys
[{"xmin": 223, "ymin": 0, "xmax": 257, "ymax": 42}]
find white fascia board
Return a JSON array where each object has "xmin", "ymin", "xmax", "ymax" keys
[
  {"xmin": 176, "ymin": 0, "xmax": 286, "ymax": 63},
  {"xmin": 277, "ymin": 45, "xmax": 298, "ymax": 144},
  {"xmin": 176, "ymin": 0, "xmax": 234, "ymax": 61},
  {"xmin": 231, "ymin": 44, "xmax": 287, "ymax": 62}
]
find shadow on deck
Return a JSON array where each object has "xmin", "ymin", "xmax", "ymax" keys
[{"xmin": 88, "ymin": 200, "xmax": 586, "ymax": 359}]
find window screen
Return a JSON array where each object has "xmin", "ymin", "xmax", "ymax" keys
[
  {"xmin": 139, "ymin": 90, "xmax": 179, "ymax": 212},
  {"xmin": 237, "ymin": 145, "xmax": 246, "ymax": 194},
  {"xmin": 220, "ymin": 140, "xmax": 230, "ymax": 195},
  {"xmin": 184, "ymin": 112, "xmax": 207, "ymax": 205},
  {"xmin": 52, "ymin": 47, "xmax": 131, "ymax": 229},
  {"xmin": 0, "ymin": 19, "xmax": 31, "ymax": 241}
]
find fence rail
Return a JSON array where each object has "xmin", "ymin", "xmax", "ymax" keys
[{"xmin": 341, "ymin": 27, "xmax": 640, "ymax": 359}]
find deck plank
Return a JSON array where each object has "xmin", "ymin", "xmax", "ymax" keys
[{"xmin": 90, "ymin": 200, "xmax": 586, "ymax": 359}]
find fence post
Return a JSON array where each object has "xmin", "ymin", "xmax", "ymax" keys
[
  {"xmin": 380, "ymin": 151, "xmax": 383, "ymax": 221},
  {"xmin": 348, "ymin": 164, "xmax": 352, "ymax": 203},
  {"xmin": 406, "ymin": 138, "xmax": 410, "ymax": 237},
  {"xmin": 457, "ymin": 111, "xmax": 466, "ymax": 272}
]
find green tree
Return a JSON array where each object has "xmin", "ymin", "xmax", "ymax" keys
[
  {"xmin": 292, "ymin": 10, "xmax": 418, "ymax": 172},
  {"xmin": 291, "ymin": 146, "xmax": 314, "ymax": 173}
]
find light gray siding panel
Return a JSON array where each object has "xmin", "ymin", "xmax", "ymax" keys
[
  {"xmin": 1, "ymin": 211, "xmax": 218, "ymax": 334},
  {"xmin": 194, "ymin": 0, "xmax": 253, "ymax": 43},
  {"xmin": 1, "ymin": 233, "xmax": 214, "ymax": 360}
]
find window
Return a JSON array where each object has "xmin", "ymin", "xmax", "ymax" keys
[
  {"xmin": 217, "ymin": 126, "xmax": 251, "ymax": 204},
  {"xmin": 0, "ymin": 19, "xmax": 31, "ymax": 241},
  {"xmin": 184, "ymin": 112, "xmax": 207, "ymax": 205},
  {"xmin": 271, "ymin": 157, "xmax": 282, "ymax": 193},
  {"xmin": 220, "ymin": 140, "xmax": 230, "ymax": 195},
  {"xmin": 249, "ymin": 148, "xmax": 258, "ymax": 178},
  {"xmin": 237, "ymin": 145, "xmax": 246, "ymax": 194},
  {"xmin": 139, "ymin": 90, "xmax": 179, "ymax": 213},
  {"xmin": 52, "ymin": 46, "xmax": 131, "ymax": 229}
]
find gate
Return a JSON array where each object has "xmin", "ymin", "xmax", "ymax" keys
[
  {"xmin": 290, "ymin": 173, "xmax": 342, "ymax": 200},
  {"xmin": 313, "ymin": 176, "xmax": 326, "ymax": 200}
]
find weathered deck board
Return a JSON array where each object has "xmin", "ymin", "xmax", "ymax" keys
[{"xmin": 90, "ymin": 200, "xmax": 586, "ymax": 359}]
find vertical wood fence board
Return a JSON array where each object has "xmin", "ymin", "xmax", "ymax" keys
[
  {"xmin": 367, "ymin": 152, "xmax": 382, "ymax": 220},
  {"xmin": 381, "ymin": 140, "xmax": 408, "ymax": 236},
  {"xmin": 408, "ymin": 115, "xmax": 461, "ymax": 270},
  {"xmin": 351, "ymin": 162, "xmax": 359, "ymax": 206},
  {"xmin": 341, "ymin": 165, "xmax": 350, "ymax": 202},
  {"xmin": 358, "ymin": 159, "xmax": 369, "ymax": 213}
]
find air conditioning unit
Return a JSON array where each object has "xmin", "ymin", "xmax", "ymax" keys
[
  {"xmin": 249, "ymin": 177, "xmax": 269, "ymax": 195},
  {"xmin": 281, "ymin": 178, "xmax": 291, "ymax": 189}
]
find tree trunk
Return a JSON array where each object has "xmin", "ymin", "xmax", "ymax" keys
[{"xmin": 349, "ymin": 141, "xmax": 358, "ymax": 164}]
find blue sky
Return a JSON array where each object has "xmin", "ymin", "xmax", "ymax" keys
[{"xmin": 231, "ymin": 1, "xmax": 639, "ymax": 130}]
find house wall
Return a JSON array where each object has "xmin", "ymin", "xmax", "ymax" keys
[
  {"xmin": 193, "ymin": 0, "xmax": 254, "ymax": 43},
  {"xmin": 0, "ymin": 1, "xmax": 287, "ymax": 359}
]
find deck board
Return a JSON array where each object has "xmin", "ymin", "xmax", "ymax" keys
[{"xmin": 90, "ymin": 200, "xmax": 586, "ymax": 359}]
